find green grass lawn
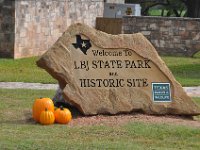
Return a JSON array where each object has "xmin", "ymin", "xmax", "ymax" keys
[
  {"xmin": 161, "ymin": 56, "xmax": 200, "ymax": 86},
  {"xmin": 0, "ymin": 88, "xmax": 200, "ymax": 149},
  {"xmin": 0, "ymin": 57, "xmax": 57, "ymax": 83},
  {"xmin": 0, "ymin": 56, "xmax": 199, "ymax": 86},
  {"xmin": 149, "ymin": 9, "xmax": 186, "ymax": 17}
]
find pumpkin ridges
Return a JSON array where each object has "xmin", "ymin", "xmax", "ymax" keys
[
  {"xmin": 54, "ymin": 106, "xmax": 72, "ymax": 124},
  {"xmin": 39, "ymin": 108, "xmax": 55, "ymax": 125},
  {"xmin": 32, "ymin": 98, "xmax": 54, "ymax": 122}
]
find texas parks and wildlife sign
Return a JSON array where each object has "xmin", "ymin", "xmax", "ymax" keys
[
  {"xmin": 152, "ymin": 83, "xmax": 171, "ymax": 102},
  {"xmin": 37, "ymin": 23, "xmax": 200, "ymax": 116}
]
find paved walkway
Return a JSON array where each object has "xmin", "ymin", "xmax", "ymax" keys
[
  {"xmin": 0, "ymin": 82, "xmax": 199, "ymax": 97},
  {"xmin": 0, "ymin": 82, "xmax": 58, "ymax": 90}
]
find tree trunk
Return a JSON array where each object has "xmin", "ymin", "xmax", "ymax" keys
[{"xmin": 186, "ymin": 0, "xmax": 200, "ymax": 18}]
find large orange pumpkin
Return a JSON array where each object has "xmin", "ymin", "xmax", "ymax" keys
[
  {"xmin": 32, "ymin": 98, "xmax": 54, "ymax": 122},
  {"xmin": 54, "ymin": 106, "xmax": 72, "ymax": 124},
  {"xmin": 39, "ymin": 108, "xmax": 55, "ymax": 125}
]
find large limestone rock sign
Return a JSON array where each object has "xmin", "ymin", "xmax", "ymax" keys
[{"xmin": 37, "ymin": 23, "xmax": 200, "ymax": 116}]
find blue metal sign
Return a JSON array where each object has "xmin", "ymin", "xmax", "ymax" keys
[{"xmin": 152, "ymin": 83, "xmax": 171, "ymax": 102}]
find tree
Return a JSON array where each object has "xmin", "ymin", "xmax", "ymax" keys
[
  {"xmin": 125, "ymin": 0, "xmax": 200, "ymax": 18},
  {"xmin": 184, "ymin": 0, "xmax": 200, "ymax": 18}
]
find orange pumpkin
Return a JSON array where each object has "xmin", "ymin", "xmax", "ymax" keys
[
  {"xmin": 54, "ymin": 106, "xmax": 72, "ymax": 124},
  {"xmin": 39, "ymin": 108, "xmax": 55, "ymax": 125},
  {"xmin": 32, "ymin": 97, "xmax": 54, "ymax": 122}
]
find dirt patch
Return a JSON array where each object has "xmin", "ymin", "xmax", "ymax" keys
[
  {"xmin": 68, "ymin": 113, "xmax": 200, "ymax": 128},
  {"xmin": 24, "ymin": 108, "xmax": 200, "ymax": 128}
]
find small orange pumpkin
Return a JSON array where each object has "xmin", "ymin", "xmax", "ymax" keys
[
  {"xmin": 39, "ymin": 108, "xmax": 55, "ymax": 125},
  {"xmin": 32, "ymin": 97, "xmax": 54, "ymax": 122},
  {"xmin": 54, "ymin": 106, "xmax": 72, "ymax": 124}
]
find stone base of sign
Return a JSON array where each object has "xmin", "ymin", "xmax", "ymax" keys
[{"xmin": 37, "ymin": 23, "xmax": 200, "ymax": 116}]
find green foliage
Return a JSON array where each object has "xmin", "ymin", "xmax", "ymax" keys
[
  {"xmin": 0, "ymin": 89, "xmax": 200, "ymax": 149},
  {"xmin": 162, "ymin": 0, "xmax": 186, "ymax": 17},
  {"xmin": 149, "ymin": 9, "xmax": 186, "ymax": 17},
  {"xmin": 126, "ymin": 0, "xmax": 187, "ymax": 17}
]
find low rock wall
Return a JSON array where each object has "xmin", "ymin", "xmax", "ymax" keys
[
  {"xmin": 122, "ymin": 16, "xmax": 200, "ymax": 56},
  {"xmin": 0, "ymin": 0, "xmax": 15, "ymax": 58}
]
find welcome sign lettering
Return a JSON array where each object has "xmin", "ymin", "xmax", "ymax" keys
[
  {"xmin": 37, "ymin": 23, "xmax": 200, "ymax": 115},
  {"xmin": 74, "ymin": 48, "xmax": 150, "ymax": 88}
]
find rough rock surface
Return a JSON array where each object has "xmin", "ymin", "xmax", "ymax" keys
[{"xmin": 37, "ymin": 23, "xmax": 200, "ymax": 116}]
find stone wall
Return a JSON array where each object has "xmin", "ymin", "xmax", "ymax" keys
[
  {"xmin": 14, "ymin": 0, "xmax": 104, "ymax": 58},
  {"xmin": 106, "ymin": 0, "xmax": 124, "ymax": 3},
  {"xmin": 122, "ymin": 16, "xmax": 200, "ymax": 56},
  {"xmin": 3, "ymin": 0, "xmax": 198, "ymax": 58},
  {"xmin": 0, "ymin": 0, "xmax": 106, "ymax": 58},
  {"xmin": 0, "ymin": 0, "xmax": 15, "ymax": 58}
]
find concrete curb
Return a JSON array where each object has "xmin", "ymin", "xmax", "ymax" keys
[
  {"xmin": 0, "ymin": 82, "xmax": 58, "ymax": 90},
  {"xmin": 0, "ymin": 82, "xmax": 199, "ymax": 97}
]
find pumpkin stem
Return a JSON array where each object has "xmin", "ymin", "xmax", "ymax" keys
[
  {"xmin": 45, "ymin": 108, "xmax": 48, "ymax": 111},
  {"xmin": 60, "ymin": 106, "xmax": 64, "ymax": 110}
]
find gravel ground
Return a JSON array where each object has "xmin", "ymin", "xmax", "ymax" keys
[{"xmin": 68, "ymin": 114, "xmax": 200, "ymax": 128}]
